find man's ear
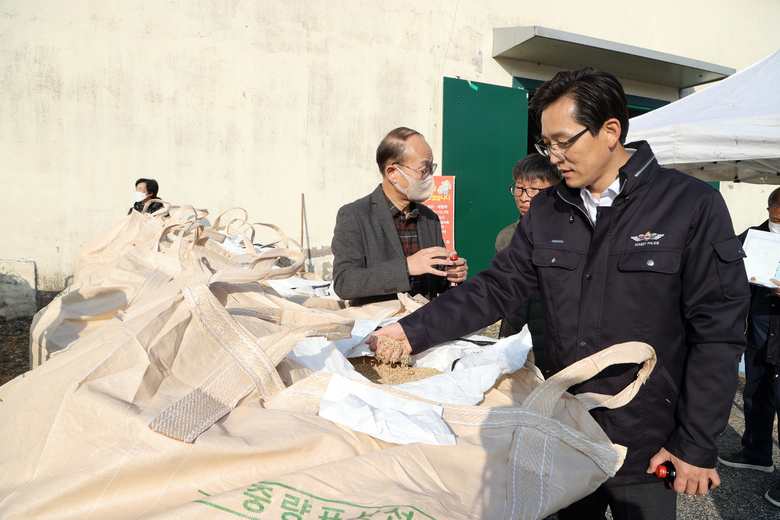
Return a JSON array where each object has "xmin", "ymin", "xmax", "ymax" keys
[
  {"xmin": 385, "ymin": 164, "xmax": 399, "ymax": 183},
  {"xmin": 602, "ymin": 118, "xmax": 622, "ymax": 148}
]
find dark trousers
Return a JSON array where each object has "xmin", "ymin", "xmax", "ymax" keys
[
  {"xmin": 741, "ymin": 345, "xmax": 780, "ymax": 464},
  {"xmin": 557, "ymin": 482, "xmax": 676, "ymax": 520}
]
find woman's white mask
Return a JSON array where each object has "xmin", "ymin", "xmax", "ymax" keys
[
  {"xmin": 134, "ymin": 191, "xmax": 148, "ymax": 203},
  {"xmin": 769, "ymin": 221, "xmax": 780, "ymax": 234},
  {"xmin": 390, "ymin": 166, "xmax": 435, "ymax": 203}
]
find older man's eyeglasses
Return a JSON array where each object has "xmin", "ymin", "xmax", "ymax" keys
[
  {"xmin": 534, "ymin": 128, "xmax": 589, "ymax": 159},
  {"xmin": 394, "ymin": 163, "xmax": 438, "ymax": 179},
  {"xmin": 509, "ymin": 184, "xmax": 543, "ymax": 197}
]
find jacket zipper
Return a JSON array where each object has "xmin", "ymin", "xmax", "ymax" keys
[
  {"xmin": 554, "ymin": 152, "xmax": 652, "ymax": 229},
  {"xmin": 558, "ymin": 195, "xmax": 594, "ymax": 229}
]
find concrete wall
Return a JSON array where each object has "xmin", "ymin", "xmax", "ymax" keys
[{"xmin": 2, "ymin": 0, "xmax": 779, "ymax": 307}]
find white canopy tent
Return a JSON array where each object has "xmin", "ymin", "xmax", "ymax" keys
[{"xmin": 627, "ymin": 49, "xmax": 780, "ymax": 184}]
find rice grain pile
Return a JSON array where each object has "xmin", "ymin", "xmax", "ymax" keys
[{"xmin": 350, "ymin": 357, "xmax": 441, "ymax": 385}]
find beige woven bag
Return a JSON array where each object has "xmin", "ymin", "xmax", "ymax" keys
[
  {"xmin": 2, "ymin": 315, "xmax": 654, "ymax": 520},
  {"xmin": 8, "ymin": 206, "xmax": 657, "ymax": 520},
  {"xmin": 1, "ymin": 256, "xmax": 355, "ymax": 519},
  {"xmin": 29, "ymin": 222, "xmax": 207, "ymax": 367},
  {"xmin": 30, "ymin": 210, "xmax": 301, "ymax": 368},
  {"xmin": 134, "ymin": 342, "xmax": 655, "ymax": 520},
  {"xmin": 73, "ymin": 202, "xmax": 204, "ymax": 278}
]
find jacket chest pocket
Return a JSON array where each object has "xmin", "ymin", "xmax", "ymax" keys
[
  {"xmin": 617, "ymin": 250, "xmax": 681, "ymax": 274},
  {"xmin": 532, "ymin": 248, "xmax": 582, "ymax": 297},
  {"xmin": 610, "ymin": 251, "xmax": 684, "ymax": 337},
  {"xmin": 532, "ymin": 248, "xmax": 581, "ymax": 271}
]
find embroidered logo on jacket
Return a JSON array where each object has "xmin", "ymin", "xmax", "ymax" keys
[{"xmin": 631, "ymin": 231, "xmax": 665, "ymax": 247}]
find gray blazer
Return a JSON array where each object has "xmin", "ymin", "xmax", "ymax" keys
[{"xmin": 331, "ymin": 184, "xmax": 448, "ymax": 305}]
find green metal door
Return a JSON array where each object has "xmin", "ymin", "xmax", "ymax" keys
[{"xmin": 442, "ymin": 77, "xmax": 528, "ymax": 278}]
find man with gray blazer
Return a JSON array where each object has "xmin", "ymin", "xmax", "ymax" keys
[{"xmin": 331, "ymin": 127, "xmax": 468, "ymax": 306}]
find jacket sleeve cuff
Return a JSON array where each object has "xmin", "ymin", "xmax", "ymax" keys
[
  {"xmin": 665, "ymin": 429, "xmax": 718, "ymax": 469},
  {"xmin": 399, "ymin": 313, "xmax": 433, "ymax": 355}
]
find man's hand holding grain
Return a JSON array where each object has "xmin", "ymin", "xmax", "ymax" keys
[{"xmin": 367, "ymin": 323, "xmax": 412, "ymax": 365}]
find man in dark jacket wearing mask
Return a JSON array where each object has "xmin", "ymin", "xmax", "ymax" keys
[
  {"xmin": 370, "ymin": 69, "xmax": 750, "ymax": 519},
  {"xmin": 718, "ymin": 187, "xmax": 780, "ymax": 508}
]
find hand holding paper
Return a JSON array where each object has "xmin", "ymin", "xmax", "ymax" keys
[{"xmin": 743, "ymin": 229, "xmax": 780, "ymax": 288}]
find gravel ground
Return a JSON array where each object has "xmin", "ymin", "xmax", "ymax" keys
[
  {"xmin": 0, "ymin": 316, "xmax": 32, "ymax": 387},
  {"xmin": 3, "ymin": 318, "xmax": 779, "ymax": 518}
]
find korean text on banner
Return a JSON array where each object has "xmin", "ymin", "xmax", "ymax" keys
[{"xmin": 422, "ymin": 176, "xmax": 455, "ymax": 249}]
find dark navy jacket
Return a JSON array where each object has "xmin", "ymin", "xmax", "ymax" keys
[{"xmin": 399, "ymin": 142, "xmax": 750, "ymax": 486}]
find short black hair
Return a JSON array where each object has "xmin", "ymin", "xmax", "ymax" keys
[
  {"xmin": 529, "ymin": 68, "xmax": 629, "ymax": 144},
  {"xmin": 513, "ymin": 154, "xmax": 562, "ymax": 185},
  {"xmin": 376, "ymin": 127, "xmax": 424, "ymax": 175},
  {"xmin": 135, "ymin": 178, "xmax": 159, "ymax": 197},
  {"xmin": 769, "ymin": 187, "xmax": 780, "ymax": 209}
]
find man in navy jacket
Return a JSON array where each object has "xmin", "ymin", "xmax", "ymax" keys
[{"xmin": 370, "ymin": 69, "xmax": 750, "ymax": 519}]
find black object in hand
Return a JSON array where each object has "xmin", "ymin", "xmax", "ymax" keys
[{"xmin": 654, "ymin": 461, "xmax": 712, "ymax": 489}]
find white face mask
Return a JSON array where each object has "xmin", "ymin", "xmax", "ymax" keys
[
  {"xmin": 390, "ymin": 166, "xmax": 435, "ymax": 203},
  {"xmin": 135, "ymin": 191, "xmax": 148, "ymax": 203},
  {"xmin": 769, "ymin": 221, "xmax": 780, "ymax": 234}
]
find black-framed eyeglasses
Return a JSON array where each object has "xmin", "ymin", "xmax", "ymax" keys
[
  {"xmin": 394, "ymin": 163, "xmax": 438, "ymax": 179},
  {"xmin": 534, "ymin": 128, "xmax": 589, "ymax": 159},
  {"xmin": 509, "ymin": 184, "xmax": 543, "ymax": 197}
]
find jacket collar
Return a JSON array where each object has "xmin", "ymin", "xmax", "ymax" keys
[
  {"xmin": 371, "ymin": 184, "xmax": 405, "ymax": 257},
  {"xmin": 555, "ymin": 141, "xmax": 658, "ymax": 207},
  {"xmin": 619, "ymin": 141, "xmax": 658, "ymax": 195}
]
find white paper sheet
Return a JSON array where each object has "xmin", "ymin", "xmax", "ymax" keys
[
  {"xmin": 265, "ymin": 277, "xmax": 336, "ymax": 297},
  {"xmin": 743, "ymin": 229, "xmax": 780, "ymax": 288},
  {"xmin": 393, "ymin": 327, "xmax": 533, "ymax": 404},
  {"xmin": 319, "ymin": 374, "xmax": 456, "ymax": 445}
]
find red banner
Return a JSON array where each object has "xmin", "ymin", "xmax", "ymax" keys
[{"xmin": 422, "ymin": 176, "xmax": 455, "ymax": 250}]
